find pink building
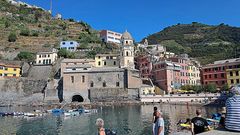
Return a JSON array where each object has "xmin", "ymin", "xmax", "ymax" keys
[
  {"xmin": 153, "ymin": 61, "xmax": 181, "ymax": 93},
  {"xmin": 169, "ymin": 55, "xmax": 190, "ymax": 85},
  {"xmin": 135, "ymin": 54, "xmax": 152, "ymax": 79}
]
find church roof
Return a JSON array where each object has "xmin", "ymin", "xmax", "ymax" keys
[{"xmin": 121, "ymin": 30, "xmax": 133, "ymax": 40}]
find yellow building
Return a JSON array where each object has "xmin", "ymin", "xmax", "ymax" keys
[
  {"xmin": 95, "ymin": 54, "xmax": 119, "ymax": 67},
  {"xmin": 0, "ymin": 63, "xmax": 21, "ymax": 78},
  {"xmin": 226, "ymin": 68, "xmax": 240, "ymax": 87},
  {"xmin": 188, "ymin": 64, "xmax": 201, "ymax": 85}
]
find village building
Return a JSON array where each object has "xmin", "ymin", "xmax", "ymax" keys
[
  {"xmin": 35, "ymin": 49, "xmax": 58, "ymax": 65},
  {"xmin": 95, "ymin": 54, "xmax": 120, "ymax": 67},
  {"xmin": 153, "ymin": 61, "xmax": 181, "ymax": 94},
  {"xmin": 60, "ymin": 59, "xmax": 95, "ymax": 77},
  {"xmin": 61, "ymin": 30, "xmax": 144, "ymax": 103},
  {"xmin": 60, "ymin": 41, "xmax": 79, "ymax": 52},
  {"xmin": 201, "ymin": 58, "xmax": 240, "ymax": 88},
  {"xmin": 100, "ymin": 30, "xmax": 122, "ymax": 44},
  {"xmin": 0, "ymin": 61, "xmax": 21, "ymax": 78}
]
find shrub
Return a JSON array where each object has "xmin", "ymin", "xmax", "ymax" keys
[
  {"xmin": 8, "ymin": 32, "xmax": 17, "ymax": 42},
  {"xmin": 31, "ymin": 30, "xmax": 39, "ymax": 37},
  {"xmin": 20, "ymin": 28, "xmax": 30, "ymax": 36},
  {"xmin": 58, "ymin": 49, "xmax": 75, "ymax": 58},
  {"xmin": 17, "ymin": 51, "xmax": 35, "ymax": 62}
]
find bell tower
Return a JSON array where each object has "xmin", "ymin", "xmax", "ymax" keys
[{"xmin": 120, "ymin": 30, "xmax": 135, "ymax": 69}]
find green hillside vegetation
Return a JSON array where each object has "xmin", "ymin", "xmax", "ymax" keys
[
  {"xmin": 144, "ymin": 22, "xmax": 240, "ymax": 65},
  {"xmin": 0, "ymin": 0, "xmax": 108, "ymax": 60}
]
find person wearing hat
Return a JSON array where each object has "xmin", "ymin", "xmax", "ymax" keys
[
  {"xmin": 225, "ymin": 86, "xmax": 240, "ymax": 132},
  {"xmin": 219, "ymin": 107, "xmax": 226, "ymax": 128}
]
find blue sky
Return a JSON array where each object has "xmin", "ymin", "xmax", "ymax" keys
[{"xmin": 21, "ymin": 0, "xmax": 240, "ymax": 41}]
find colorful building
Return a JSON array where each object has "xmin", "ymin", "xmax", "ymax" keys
[
  {"xmin": 95, "ymin": 54, "xmax": 119, "ymax": 67},
  {"xmin": 135, "ymin": 54, "xmax": 152, "ymax": 79},
  {"xmin": 153, "ymin": 61, "xmax": 181, "ymax": 94},
  {"xmin": 0, "ymin": 62, "xmax": 21, "ymax": 78}
]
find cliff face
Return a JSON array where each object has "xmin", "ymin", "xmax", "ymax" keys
[{"xmin": 0, "ymin": 78, "xmax": 47, "ymax": 105}]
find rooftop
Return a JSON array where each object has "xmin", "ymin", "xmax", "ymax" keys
[
  {"xmin": 62, "ymin": 59, "xmax": 95, "ymax": 63},
  {"xmin": 64, "ymin": 67, "xmax": 124, "ymax": 73}
]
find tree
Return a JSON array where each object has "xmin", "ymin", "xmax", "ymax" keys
[
  {"xmin": 204, "ymin": 84, "xmax": 217, "ymax": 93},
  {"xmin": 8, "ymin": 32, "xmax": 17, "ymax": 42},
  {"xmin": 17, "ymin": 51, "xmax": 35, "ymax": 62},
  {"xmin": 58, "ymin": 49, "xmax": 75, "ymax": 58}
]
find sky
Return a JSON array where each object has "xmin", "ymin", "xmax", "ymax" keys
[{"xmin": 20, "ymin": 0, "xmax": 240, "ymax": 41}]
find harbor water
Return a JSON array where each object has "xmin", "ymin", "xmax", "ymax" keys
[{"xmin": 0, "ymin": 104, "xmax": 221, "ymax": 135}]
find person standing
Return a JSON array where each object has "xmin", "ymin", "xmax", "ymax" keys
[
  {"xmin": 154, "ymin": 110, "xmax": 164, "ymax": 135},
  {"xmin": 191, "ymin": 109, "xmax": 210, "ymax": 135},
  {"xmin": 152, "ymin": 106, "xmax": 158, "ymax": 135},
  {"xmin": 225, "ymin": 86, "xmax": 240, "ymax": 132},
  {"xmin": 96, "ymin": 118, "xmax": 106, "ymax": 135}
]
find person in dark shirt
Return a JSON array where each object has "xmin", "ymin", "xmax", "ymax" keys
[
  {"xmin": 191, "ymin": 109, "xmax": 210, "ymax": 135},
  {"xmin": 152, "ymin": 107, "xmax": 158, "ymax": 135}
]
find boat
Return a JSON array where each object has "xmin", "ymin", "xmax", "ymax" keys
[
  {"xmin": 52, "ymin": 109, "xmax": 64, "ymax": 114},
  {"xmin": 24, "ymin": 113, "xmax": 37, "ymax": 117}
]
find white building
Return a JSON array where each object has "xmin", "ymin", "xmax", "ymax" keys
[
  {"xmin": 100, "ymin": 30, "xmax": 122, "ymax": 44},
  {"xmin": 35, "ymin": 49, "xmax": 58, "ymax": 65},
  {"xmin": 60, "ymin": 41, "xmax": 79, "ymax": 52}
]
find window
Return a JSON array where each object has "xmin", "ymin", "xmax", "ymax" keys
[
  {"xmin": 113, "ymin": 61, "xmax": 116, "ymax": 65},
  {"xmin": 48, "ymin": 54, "xmax": 50, "ymax": 57},
  {"xmin": 98, "ymin": 56, "xmax": 101, "ymax": 59},
  {"xmin": 70, "ymin": 42, "xmax": 73, "ymax": 44},
  {"xmin": 39, "ymin": 60, "xmax": 41, "ymax": 64},
  {"xmin": 4, "ymin": 74, "xmax": 7, "ymax": 76},
  {"xmin": 214, "ymin": 74, "xmax": 217, "ymax": 78},
  {"xmin": 5, "ymin": 68, "xmax": 8, "ymax": 71},
  {"xmin": 116, "ymin": 82, "xmax": 120, "ymax": 87},
  {"xmin": 90, "ymin": 81, "xmax": 94, "ymax": 87},
  {"xmin": 222, "ymin": 81, "xmax": 225, "ymax": 84},
  {"xmin": 104, "ymin": 61, "xmax": 106, "ymax": 65},
  {"xmin": 62, "ymin": 42, "xmax": 65, "ymax": 45},
  {"xmin": 14, "ymin": 68, "xmax": 17, "ymax": 71},
  {"xmin": 103, "ymin": 82, "xmax": 106, "ymax": 87},
  {"xmin": 126, "ymin": 51, "xmax": 129, "ymax": 56},
  {"xmin": 209, "ymin": 75, "xmax": 211, "ymax": 78},
  {"xmin": 229, "ymin": 66, "xmax": 233, "ymax": 69},
  {"xmin": 231, "ymin": 79, "xmax": 234, "ymax": 84},
  {"xmin": 82, "ymin": 76, "xmax": 85, "ymax": 83},
  {"xmin": 230, "ymin": 71, "xmax": 233, "ymax": 76},
  {"xmin": 98, "ymin": 61, "xmax": 101, "ymax": 66},
  {"xmin": 71, "ymin": 76, "xmax": 74, "ymax": 83},
  {"xmin": 117, "ymin": 74, "xmax": 120, "ymax": 79},
  {"xmin": 236, "ymin": 71, "xmax": 239, "ymax": 76},
  {"xmin": 39, "ymin": 55, "xmax": 41, "ymax": 58},
  {"xmin": 13, "ymin": 74, "xmax": 16, "ymax": 77},
  {"xmin": 237, "ymin": 79, "xmax": 240, "ymax": 84},
  {"xmin": 221, "ymin": 73, "xmax": 224, "ymax": 78},
  {"xmin": 0, "ymin": 66, "xmax": 3, "ymax": 70}
]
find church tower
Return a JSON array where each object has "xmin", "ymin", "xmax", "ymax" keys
[{"xmin": 120, "ymin": 30, "xmax": 135, "ymax": 69}]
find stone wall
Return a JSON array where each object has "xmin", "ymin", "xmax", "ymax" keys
[
  {"xmin": 0, "ymin": 78, "xmax": 47, "ymax": 105},
  {"xmin": 89, "ymin": 88, "xmax": 128, "ymax": 102}
]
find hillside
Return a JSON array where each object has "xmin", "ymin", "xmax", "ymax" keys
[
  {"xmin": 143, "ymin": 22, "xmax": 240, "ymax": 65},
  {"xmin": 0, "ymin": 0, "xmax": 101, "ymax": 59}
]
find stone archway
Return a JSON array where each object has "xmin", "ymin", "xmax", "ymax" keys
[{"xmin": 72, "ymin": 95, "xmax": 84, "ymax": 102}]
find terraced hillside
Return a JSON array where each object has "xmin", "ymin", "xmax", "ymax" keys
[
  {"xmin": 0, "ymin": 0, "xmax": 99, "ymax": 54},
  {"xmin": 143, "ymin": 22, "xmax": 240, "ymax": 65}
]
